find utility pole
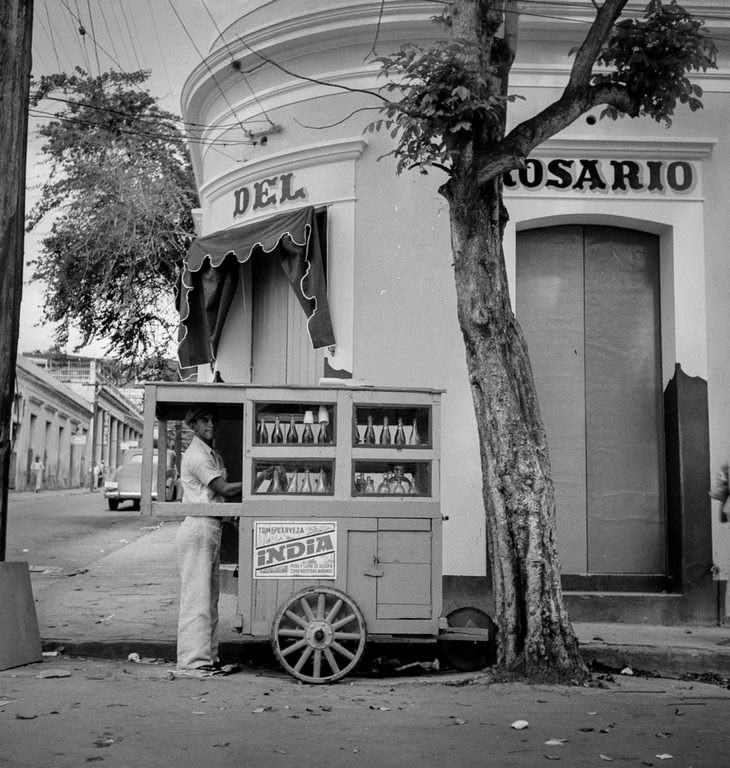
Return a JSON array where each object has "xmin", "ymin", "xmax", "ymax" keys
[{"xmin": 0, "ymin": 1, "xmax": 34, "ymax": 560}]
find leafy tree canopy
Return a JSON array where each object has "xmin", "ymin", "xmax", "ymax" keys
[
  {"xmin": 370, "ymin": 0, "xmax": 716, "ymax": 177},
  {"xmin": 27, "ymin": 68, "xmax": 199, "ymax": 376}
]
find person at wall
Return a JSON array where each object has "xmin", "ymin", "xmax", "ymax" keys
[
  {"xmin": 710, "ymin": 461, "xmax": 730, "ymax": 523},
  {"xmin": 30, "ymin": 455, "xmax": 44, "ymax": 493},
  {"xmin": 175, "ymin": 405, "xmax": 242, "ymax": 678}
]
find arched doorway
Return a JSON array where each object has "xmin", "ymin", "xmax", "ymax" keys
[{"xmin": 516, "ymin": 225, "xmax": 666, "ymax": 576}]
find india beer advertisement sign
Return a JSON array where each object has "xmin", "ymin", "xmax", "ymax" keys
[{"xmin": 253, "ymin": 521, "xmax": 337, "ymax": 579}]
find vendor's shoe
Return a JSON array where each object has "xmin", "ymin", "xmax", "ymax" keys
[
  {"xmin": 173, "ymin": 664, "xmax": 225, "ymax": 679},
  {"xmin": 214, "ymin": 662, "xmax": 242, "ymax": 675}
]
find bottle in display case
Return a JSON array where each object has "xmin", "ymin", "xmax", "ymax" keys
[
  {"xmin": 392, "ymin": 465, "xmax": 411, "ymax": 494},
  {"xmin": 409, "ymin": 417, "xmax": 421, "ymax": 446},
  {"xmin": 394, "ymin": 417, "xmax": 406, "ymax": 446},
  {"xmin": 302, "ymin": 410, "xmax": 314, "ymax": 443},
  {"xmin": 301, "ymin": 468, "xmax": 313, "ymax": 493},
  {"xmin": 256, "ymin": 418, "xmax": 269, "ymax": 444},
  {"xmin": 314, "ymin": 468, "xmax": 328, "ymax": 493},
  {"xmin": 353, "ymin": 419, "xmax": 362, "ymax": 445},
  {"xmin": 316, "ymin": 405, "xmax": 330, "ymax": 443},
  {"xmin": 286, "ymin": 417, "xmax": 298, "ymax": 443},
  {"xmin": 380, "ymin": 416, "xmax": 391, "ymax": 445},
  {"xmin": 271, "ymin": 416, "xmax": 284, "ymax": 444},
  {"xmin": 270, "ymin": 465, "xmax": 287, "ymax": 493},
  {"xmin": 363, "ymin": 415, "xmax": 376, "ymax": 444}
]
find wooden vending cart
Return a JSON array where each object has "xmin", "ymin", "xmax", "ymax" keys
[{"xmin": 141, "ymin": 383, "xmax": 445, "ymax": 683}]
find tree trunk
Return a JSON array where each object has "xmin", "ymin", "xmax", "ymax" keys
[{"xmin": 444, "ymin": 174, "xmax": 587, "ymax": 680}]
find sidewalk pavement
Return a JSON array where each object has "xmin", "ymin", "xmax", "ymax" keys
[{"xmin": 14, "ymin": 512, "xmax": 730, "ymax": 681}]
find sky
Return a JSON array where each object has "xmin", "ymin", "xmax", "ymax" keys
[{"xmin": 21, "ymin": 0, "xmax": 232, "ymax": 358}]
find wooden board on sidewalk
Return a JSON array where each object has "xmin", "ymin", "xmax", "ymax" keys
[{"xmin": 0, "ymin": 561, "xmax": 42, "ymax": 670}]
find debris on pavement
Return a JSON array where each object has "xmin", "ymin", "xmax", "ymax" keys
[
  {"xmin": 36, "ymin": 669, "xmax": 72, "ymax": 679},
  {"xmin": 511, "ymin": 719, "xmax": 529, "ymax": 729}
]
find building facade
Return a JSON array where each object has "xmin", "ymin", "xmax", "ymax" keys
[
  {"xmin": 11, "ymin": 355, "xmax": 92, "ymax": 491},
  {"xmin": 177, "ymin": 0, "xmax": 730, "ymax": 624},
  {"xmin": 22, "ymin": 354, "xmax": 144, "ymax": 485}
]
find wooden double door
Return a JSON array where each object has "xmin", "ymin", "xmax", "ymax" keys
[{"xmin": 517, "ymin": 225, "xmax": 666, "ymax": 576}]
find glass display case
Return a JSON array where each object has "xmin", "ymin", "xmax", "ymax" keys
[
  {"xmin": 352, "ymin": 405, "xmax": 431, "ymax": 448},
  {"xmin": 253, "ymin": 401, "xmax": 336, "ymax": 445}
]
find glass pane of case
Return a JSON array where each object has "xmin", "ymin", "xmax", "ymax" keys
[
  {"xmin": 253, "ymin": 460, "xmax": 334, "ymax": 495},
  {"xmin": 352, "ymin": 461, "xmax": 431, "ymax": 497},
  {"xmin": 353, "ymin": 405, "xmax": 430, "ymax": 447},
  {"xmin": 253, "ymin": 402, "xmax": 335, "ymax": 445}
]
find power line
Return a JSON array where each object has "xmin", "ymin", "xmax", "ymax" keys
[
  {"xmin": 109, "ymin": 1, "xmax": 134, "ymax": 71},
  {"xmin": 38, "ymin": 93, "xmax": 270, "ymax": 134},
  {"xmin": 60, "ymin": 0, "xmax": 90, "ymax": 72},
  {"xmin": 201, "ymin": 0, "xmax": 276, "ymax": 130},
  {"xmin": 58, "ymin": 0, "xmax": 124, "ymax": 71},
  {"xmin": 166, "ymin": 0, "xmax": 253, "ymax": 142},
  {"xmin": 85, "ymin": 0, "xmax": 102, "ymax": 77},
  {"xmin": 41, "ymin": 0, "xmax": 64, "ymax": 70},
  {"xmin": 145, "ymin": 0, "xmax": 174, "ymax": 96},
  {"xmin": 28, "ymin": 107, "xmax": 258, "ymax": 149},
  {"xmin": 118, "ymin": 1, "xmax": 143, "ymax": 71},
  {"xmin": 97, "ymin": 0, "xmax": 122, "ymax": 70}
]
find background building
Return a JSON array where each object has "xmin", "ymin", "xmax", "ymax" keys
[
  {"xmin": 12, "ymin": 355, "xmax": 92, "ymax": 491},
  {"xmin": 21, "ymin": 353, "xmax": 144, "ymax": 486},
  {"xmin": 176, "ymin": 0, "xmax": 730, "ymax": 624}
]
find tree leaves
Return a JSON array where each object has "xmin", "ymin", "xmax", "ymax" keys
[
  {"xmin": 594, "ymin": 0, "xmax": 717, "ymax": 126},
  {"xmin": 27, "ymin": 68, "xmax": 198, "ymax": 373},
  {"xmin": 367, "ymin": 38, "xmax": 508, "ymax": 175}
]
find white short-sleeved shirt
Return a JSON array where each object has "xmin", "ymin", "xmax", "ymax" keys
[{"xmin": 181, "ymin": 435, "xmax": 227, "ymax": 504}]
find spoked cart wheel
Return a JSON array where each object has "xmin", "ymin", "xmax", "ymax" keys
[{"xmin": 271, "ymin": 586, "xmax": 367, "ymax": 684}]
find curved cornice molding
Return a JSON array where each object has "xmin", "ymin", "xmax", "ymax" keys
[
  {"xmin": 534, "ymin": 136, "xmax": 716, "ymax": 160},
  {"xmin": 200, "ymin": 137, "xmax": 368, "ymax": 198},
  {"xmin": 181, "ymin": 1, "xmax": 436, "ymax": 117}
]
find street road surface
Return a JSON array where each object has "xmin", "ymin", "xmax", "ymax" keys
[
  {"xmin": 5, "ymin": 490, "xmax": 158, "ymax": 587},
  {"xmin": 1, "ymin": 659, "xmax": 729, "ymax": 768}
]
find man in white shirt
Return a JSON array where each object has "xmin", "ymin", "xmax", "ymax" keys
[{"xmin": 175, "ymin": 405, "xmax": 242, "ymax": 678}]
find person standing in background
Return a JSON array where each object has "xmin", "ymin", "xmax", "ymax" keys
[{"xmin": 30, "ymin": 455, "xmax": 44, "ymax": 492}]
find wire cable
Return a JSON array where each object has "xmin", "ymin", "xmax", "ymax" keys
[
  {"xmin": 145, "ymin": 0, "xmax": 174, "ymax": 96},
  {"xmin": 97, "ymin": 0, "xmax": 122, "ymax": 70},
  {"xmin": 85, "ymin": 0, "xmax": 102, "ymax": 77},
  {"xmin": 166, "ymin": 0, "xmax": 253, "ymax": 141},
  {"xmin": 58, "ymin": 0, "xmax": 124, "ymax": 71},
  {"xmin": 41, "ymin": 0, "xmax": 64, "ymax": 71},
  {"xmin": 200, "ymin": 0, "xmax": 276, "ymax": 130},
  {"xmin": 118, "ymin": 0, "xmax": 143, "ymax": 71}
]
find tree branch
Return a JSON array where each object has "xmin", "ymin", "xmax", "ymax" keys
[
  {"xmin": 567, "ymin": 0, "xmax": 629, "ymax": 91},
  {"xmin": 472, "ymin": 0, "xmax": 634, "ymax": 186},
  {"xmin": 476, "ymin": 83, "xmax": 635, "ymax": 184}
]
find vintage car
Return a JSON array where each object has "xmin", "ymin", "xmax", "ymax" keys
[{"xmin": 104, "ymin": 448, "xmax": 179, "ymax": 510}]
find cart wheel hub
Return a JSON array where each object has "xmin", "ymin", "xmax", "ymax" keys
[{"xmin": 306, "ymin": 620, "xmax": 333, "ymax": 649}]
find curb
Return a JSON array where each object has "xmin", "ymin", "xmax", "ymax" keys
[
  {"xmin": 39, "ymin": 636, "xmax": 730, "ymax": 683},
  {"xmin": 580, "ymin": 643, "xmax": 730, "ymax": 680}
]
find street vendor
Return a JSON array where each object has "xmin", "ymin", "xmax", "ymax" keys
[{"xmin": 175, "ymin": 404, "xmax": 242, "ymax": 678}]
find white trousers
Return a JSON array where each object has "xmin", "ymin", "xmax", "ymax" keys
[{"xmin": 175, "ymin": 516, "xmax": 221, "ymax": 669}]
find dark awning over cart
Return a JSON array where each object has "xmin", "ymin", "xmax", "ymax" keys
[{"xmin": 177, "ymin": 206, "xmax": 334, "ymax": 370}]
